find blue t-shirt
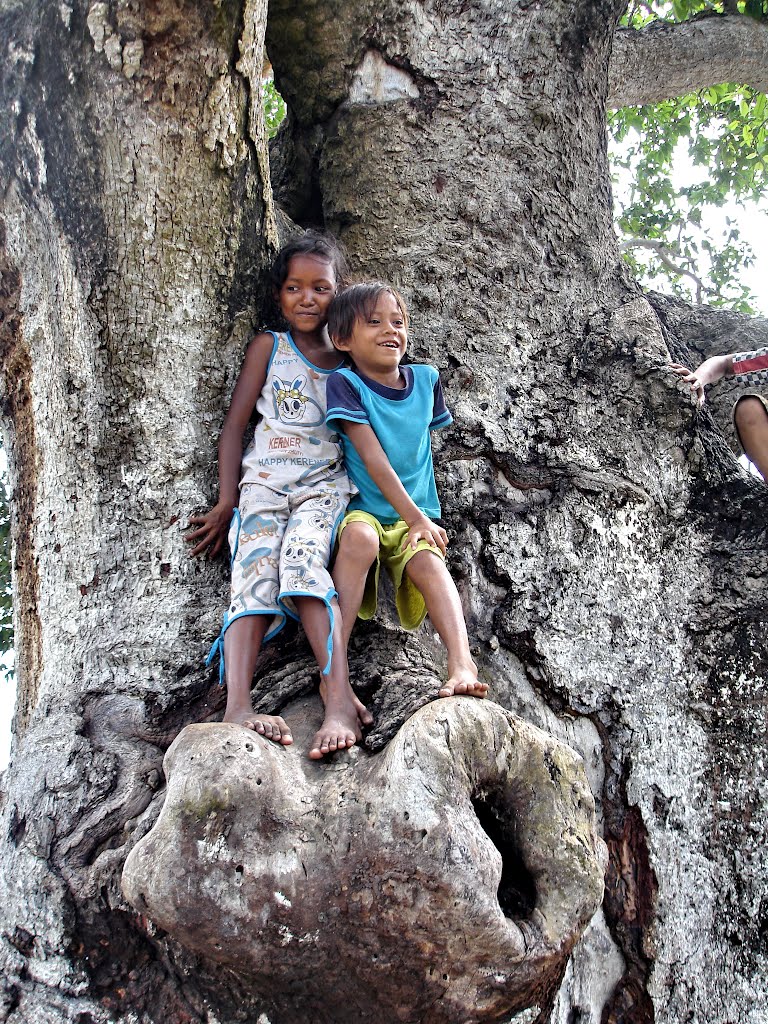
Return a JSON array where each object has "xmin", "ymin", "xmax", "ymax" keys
[{"xmin": 325, "ymin": 364, "xmax": 452, "ymax": 524}]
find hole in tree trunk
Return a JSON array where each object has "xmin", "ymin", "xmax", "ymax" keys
[
  {"xmin": 472, "ymin": 794, "xmax": 536, "ymax": 920},
  {"xmin": 264, "ymin": 56, "xmax": 327, "ymax": 228}
]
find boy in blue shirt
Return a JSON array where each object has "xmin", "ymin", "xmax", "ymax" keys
[{"xmin": 324, "ymin": 283, "xmax": 485, "ymax": 750}]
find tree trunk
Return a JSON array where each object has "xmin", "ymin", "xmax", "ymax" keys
[
  {"xmin": 2, "ymin": 1, "xmax": 768, "ymax": 1023},
  {"xmin": 1, "ymin": 1, "xmax": 280, "ymax": 1020}
]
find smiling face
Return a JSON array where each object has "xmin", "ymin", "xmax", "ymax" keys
[
  {"xmin": 277, "ymin": 254, "xmax": 337, "ymax": 340},
  {"xmin": 333, "ymin": 290, "xmax": 408, "ymax": 386}
]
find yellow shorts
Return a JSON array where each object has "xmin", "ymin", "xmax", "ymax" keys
[{"xmin": 338, "ymin": 510, "xmax": 445, "ymax": 630}]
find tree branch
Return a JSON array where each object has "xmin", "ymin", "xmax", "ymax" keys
[
  {"xmin": 621, "ymin": 237, "xmax": 707, "ymax": 303},
  {"xmin": 609, "ymin": 15, "xmax": 768, "ymax": 108}
]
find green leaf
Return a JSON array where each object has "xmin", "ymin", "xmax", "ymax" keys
[{"xmin": 262, "ymin": 77, "xmax": 287, "ymax": 140}]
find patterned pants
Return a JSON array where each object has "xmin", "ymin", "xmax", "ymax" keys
[{"xmin": 207, "ymin": 479, "xmax": 349, "ymax": 681}]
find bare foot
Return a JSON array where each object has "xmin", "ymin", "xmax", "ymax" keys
[
  {"xmin": 353, "ymin": 693, "xmax": 374, "ymax": 727},
  {"xmin": 438, "ymin": 661, "xmax": 487, "ymax": 699},
  {"xmin": 223, "ymin": 705, "xmax": 293, "ymax": 746},
  {"xmin": 308, "ymin": 711, "xmax": 360, "ymax": 760},
  {"xmin": 319, "ymin": 678, "xmax": 374, "ymax": 729}
]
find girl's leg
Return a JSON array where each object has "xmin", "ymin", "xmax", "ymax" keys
[
  {"xmin": 281, "ymin": 497, "xmax": 375, "ymax": 758},
  {"xmin": 734, "ymin": 396, "xmax": 768, "ymax": 479},
  {"xmin": 404, "ymin": 550, "xmax": 487, "ymax": 698},
  {"xmin": 223, "ymin": 615, "xmax": 293, "ymax": 745},
  {"xmin": 294, "ymin": 595, "xmax": 364, "ymax": 759}
]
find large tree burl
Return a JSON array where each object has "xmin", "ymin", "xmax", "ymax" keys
[{"xmin": 122, "ymin": 698, "xmax": 605, "ymax": 1023}]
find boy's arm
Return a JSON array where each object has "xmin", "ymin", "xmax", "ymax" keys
[
  {"xmin": 343, "ymin": 420, "xmax": 448, "ymax": 553},
  {"xmin": 186, "ymin": 333, "xmax": 273, "ymax": 557}
]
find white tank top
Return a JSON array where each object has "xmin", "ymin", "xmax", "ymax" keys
[{"xmin": 240, "ymin": 332, "xmax": 348, "ymax": 494}]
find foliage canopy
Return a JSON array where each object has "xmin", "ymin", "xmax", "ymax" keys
[
  {"xmin": 263, "ymin": 76, "xmax": 287, "ymax": 139},
  {"xmin": 610, "ymin": 0, "xmax": 768, "ymax": 312}
]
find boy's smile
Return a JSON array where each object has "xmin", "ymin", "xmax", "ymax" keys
[{"xmin": 335, "ymin": 291, "xmax": 408, "ymax": 388}]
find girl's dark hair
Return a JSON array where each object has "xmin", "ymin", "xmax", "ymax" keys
[
  {"xmin": 270, "ymin": 231, "xmax": 349, "ymax": 290},
  {"xmin": 327, "ymin": 282, "xmax": 409, "ymax": 343}
]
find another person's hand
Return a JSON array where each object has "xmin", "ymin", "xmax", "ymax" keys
[
  {"xmin": 669, "ymin": 362, "xmax": 706, "ymax": 405},
  {"xmin": 669, "ymin": 355, "xmax": 732, "ymax": 406},
  {"xmin": 185, "ymin": 502, "xmax": 233, "ymax": 558},
  {"xmin": 404, "ymin": 513, "xmax": 448, "ymax": 554}
]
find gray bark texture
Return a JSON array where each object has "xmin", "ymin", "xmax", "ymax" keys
[
  {"xmin": 1, "ymin": 2, "xmax": 768, "ymax": 1024},
  {"xmin": 609, "ymin": 15, "xmax": 768, "ymax": 107},
  {"xmin": 122, "ymin": 699, "xmax": 605, "ymax": 1024}
]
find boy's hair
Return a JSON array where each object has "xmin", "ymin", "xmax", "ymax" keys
[
  {"xmin": 327, "ymin": 282, "xmax": 409, "ymax": 343},
  {"xmin": 270, "ymin": 231, "xmax": 349, "ymax": 290}
]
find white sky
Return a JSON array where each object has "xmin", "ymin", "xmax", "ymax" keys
[{"xmin": 734, "ymin": 212, "xmax": 768, "ymax": 316}]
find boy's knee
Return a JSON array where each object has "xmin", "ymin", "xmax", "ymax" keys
[
  {"xmin": 339, "ymin": 521, "xmax": 380, "ymax": 566},
  {"xmin": 405, "ymin": 547, "xmax": 445, "ymax": 582}
]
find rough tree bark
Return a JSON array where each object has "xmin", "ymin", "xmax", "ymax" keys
[
  {"xmin": 2, "ymin": 2, "xmax": 767, "ymax": 1024},
  {"xmin": 122, "ymin": 700, "xmax": 606, "ymax": 1024},
  {"xmin": 609, "ymin": 15, "xmax": 768, "ymax": 106},
  {"xmin": 0, "ymin": 1, "xmax": 281, "ymax": 1020}
]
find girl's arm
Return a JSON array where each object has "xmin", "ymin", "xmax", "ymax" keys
[
  {"xmin": 186, "ymin": 334, "xmax": 273, "ymax": 557},
  {"xmin": 343, "ymin": 420, "xmax": 448, "ymax": 554}
]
